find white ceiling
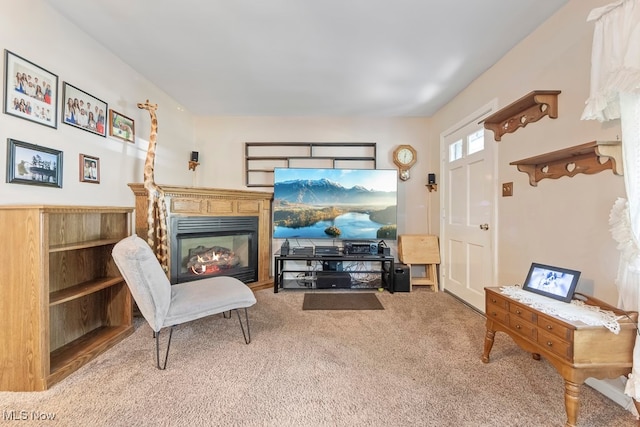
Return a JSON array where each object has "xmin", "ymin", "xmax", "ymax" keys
[{"xmin": 46, "ymin": 0, "xmax": 568, "ymax": 117}]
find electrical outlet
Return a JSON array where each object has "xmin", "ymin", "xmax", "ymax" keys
[{"xmin": 502, "ymin": 182, "xmax": 513, "ymax": 197}]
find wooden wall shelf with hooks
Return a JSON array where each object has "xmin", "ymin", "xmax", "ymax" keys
[
  {"xmin": 483, "ymin": 90, "xmax": 561, "ymax": 141},
  {"xmin": 509, "ymin": 140, "xmax": 622, "ymax": 186}
]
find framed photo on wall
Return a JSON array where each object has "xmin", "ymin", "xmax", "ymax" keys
[
  {"xmin": 108, "ymin": 109, "xmax": 135, "ymax": 143},
  {"xmin": 62, "ymin": 82, "xmax": 107, "ymax": 137},
  {"xmin": 6, "ymin": 138, "xmax": 63, "ymax": 188},
  {"xmin": 79, "ymin": 153, "xmax": 100, "ymax": 184},
  {"xmin": 3, "ymin": 50, "xmax": 58, "ymax": 129}
]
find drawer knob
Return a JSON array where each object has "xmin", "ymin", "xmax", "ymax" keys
[
  {"xmin": 546, "ymin": 325, "xmax": 553, "ymax": 330},
  {"xmin": 516, "ymin": 324, "xmax": 521, "ymax": 329},
  {"xmin": 547, "ymin": 341, "xmax": 553, "ymax": 347},
  {"xmin": 491, "ymin": 298, "xmax": 497, "ymax": 303},
  {"xmin": 516, "ymin": 309, "xmax": 521, "ymax": 314}
]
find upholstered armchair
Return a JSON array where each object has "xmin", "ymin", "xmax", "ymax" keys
[{"xmin": 112, "ymin": 235, "xmax": 257, "ymax": 369}]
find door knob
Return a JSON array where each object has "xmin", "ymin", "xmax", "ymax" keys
[{"xmin": 480, "ymin": 224, "xmax": 489, "ymax": 230}]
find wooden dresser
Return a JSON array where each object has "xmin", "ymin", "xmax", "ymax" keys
[{"xmin": 482, "ymin": 287, "xmax": 638, "ymax": 427}]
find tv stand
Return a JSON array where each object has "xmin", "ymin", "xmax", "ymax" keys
[{"xmin": 274, "ymin": 253, "xmax": 394, "ymax": 293}]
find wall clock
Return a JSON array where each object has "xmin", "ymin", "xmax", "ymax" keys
[{"xmin": 392, "ymin": 145, "xmax": 417, "ymax": 181}]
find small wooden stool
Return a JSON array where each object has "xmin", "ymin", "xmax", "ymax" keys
[{"xmin": 398, "ymin": 234, "xmax": 440, "ymax": 291}]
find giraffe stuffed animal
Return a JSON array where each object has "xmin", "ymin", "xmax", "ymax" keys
[{"xmin": 137, "ymin": 99, "xmax": 169, "ymax": 274}]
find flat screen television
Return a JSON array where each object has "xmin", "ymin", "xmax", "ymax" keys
[{"xmin": 272, "ymin": 168, "xmax": 398, "ymax": 240}]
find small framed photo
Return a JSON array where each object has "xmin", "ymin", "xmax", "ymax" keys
[
  {"xmin": 108, "ymin": 109, "xmax": 135, "ymax": 143},
  {"xmin": 79, "ymin": 153, "xmax": 100, "ymax": 184},
  {"xmin": 62, "ymin": 82, "xmax": 107, "ymax": 137},
  {"xmin": 6, "ymin": 138, "xmax": 62, "ymax": 188},
  {"xmin": 3, "ymin": 50, "xmax": 58, "ymax": 129},
  {"xmin": 522, "ymin": 262, "xmax": 581, "ymax": 303}
]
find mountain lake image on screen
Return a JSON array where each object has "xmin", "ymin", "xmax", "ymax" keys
[{"xmin": 272, "ymin": 168, "xmax": 398, "ymax": 240}]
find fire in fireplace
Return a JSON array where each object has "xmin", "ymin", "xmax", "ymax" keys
[{"xmin": 170, "ymin": 216, "xmax": 258, "ymax": 284}]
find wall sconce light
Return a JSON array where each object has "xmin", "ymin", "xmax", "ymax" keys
[
  {"xmin": 189, "ymin": 151, "xmax": 200, "ymax": 171},
  {"xmin": 426, "ymin": 173, "xmax": 437, "ymax": 192}
]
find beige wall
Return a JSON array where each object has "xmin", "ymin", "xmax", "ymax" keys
[
  {"xmin": 193, "ymin": 116, "xmax": 433, "ymax": 237},
  {"xmin": 0, "ymin": 0, "xmax": 196, "ymax": 207},
  {"xmin": 1, "ymin": 0, "xmax": 624, "ymax": 304},
  {"xmin": 426, "ymin": 0, "xmax": 624, "ymax": 303}
]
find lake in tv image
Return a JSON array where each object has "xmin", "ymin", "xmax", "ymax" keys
[{"xmin": 272, "ymin": 168, "xmax": 398, "ymax": 240}]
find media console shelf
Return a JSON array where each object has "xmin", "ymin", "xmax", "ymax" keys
[
  {"xmin": 509, "ymin": 140, "xmax": 622, "ymax": 186},
  {"xmin": 483, "ymin": 90, "xmax": 561, "ymax": 141},
  {"xmin": 274, "ymin": 253, "xmax": 394, "ymax": 293}
]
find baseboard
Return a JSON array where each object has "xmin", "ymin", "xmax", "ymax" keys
[{"xmin": 585, "ymin": 377, "xmax": 638, "ymax": 417}]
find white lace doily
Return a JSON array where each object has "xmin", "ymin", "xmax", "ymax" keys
[{"xmin": 500, "ymin": 285, "xmax": 623, "ymax": 334}]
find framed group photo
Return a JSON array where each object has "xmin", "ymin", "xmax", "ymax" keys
[
  {"xmin": 62, "ymin": 82, "xmax": 107, "ymax": 137},
  {"xmin": 3, "ymin": 50, "xmax": 58, "ymax": 129},
  {"xmin": 6, "ymin": 138, "xmax": 63, "ymax": 188},
  {"xmin": 109, "ymin": 109, "xmax": 135, "ymax": 143},
  {"xmin": 79, "ymin": 153, "xmax": 100, "ymax": 183}
]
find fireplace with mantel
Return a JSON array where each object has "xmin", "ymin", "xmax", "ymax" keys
[{"xmin": 128, "ymin": 184, "xmax": 273, "ymax": 291}]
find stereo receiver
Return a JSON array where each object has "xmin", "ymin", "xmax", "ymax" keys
[{"xmin": 343, "ymin": 240, "xmax": 378, "ymax": 255}]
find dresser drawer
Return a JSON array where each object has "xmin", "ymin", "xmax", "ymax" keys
[
  {"xmin": 486, "ymin": 292, "xmax": 509, "ymax": 311},
  {"xmin": 509, "ymin": 316, "xmax": 537, "ymax": 340},
  {"xmin": 538, "ymin": 330, "xmax": 572, "ymax": 361},
  {"xmin": 538, "ymin": 314, "xmax": 571, "ymax": 341},
  {"xmin": 510, "ymin": 302, "xmax": 536, "ymax": 323},
  {"xmin": 486, "ymin": 304, "xmax": 509, "ymax": 325}
]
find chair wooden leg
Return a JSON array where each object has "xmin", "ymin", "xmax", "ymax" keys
[
  {"xmin": 235, "ymin": 308, "xmax": 251, "ymax": 344},
  {"xmin": 155, "ymin": 326, "xmax": 174, "ymax": 370}
]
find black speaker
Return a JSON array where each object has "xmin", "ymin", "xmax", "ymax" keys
[
  {"xmin": 316, "ymin": 271, "xmax": 351, "ymax": 289},
  {"xmin": 394, "ymin": 263, "xmax": 410, "ymax": 292},
  {"xmin": 190, "ymin": 151, "xmax": 199, "ymax": 162},
  {"xmin": 428, "ymin": 173, "xmax": 436, "ymax": 185}
]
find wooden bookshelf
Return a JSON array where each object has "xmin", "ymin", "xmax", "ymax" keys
[{"xmin": 0, "ymin": 206, "xmax": 134, "ymax": 391}]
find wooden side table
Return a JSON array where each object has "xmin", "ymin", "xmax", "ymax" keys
[
  {"xmin": 397, "ymin": 234, "xmax": 440, "ymax": 291},
  {"xmin": 482, "ymin": 287, "xmax": 638, "ymax": 427}
]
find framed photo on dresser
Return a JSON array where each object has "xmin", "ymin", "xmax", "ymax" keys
[{"xmin": 522, "ymin": 262, "xmax": 581, "ymax": 302}]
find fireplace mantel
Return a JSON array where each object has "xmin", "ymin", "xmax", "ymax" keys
[{"xmin": 128, "ymin": 183, "xmax": 273, "ymax": 290}]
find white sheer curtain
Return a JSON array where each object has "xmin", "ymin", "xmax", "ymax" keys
[{"xmin": 581, "ymin": 0, "xmax": 640, "ymax": 400}]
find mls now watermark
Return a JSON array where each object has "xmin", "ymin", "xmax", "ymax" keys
[{"xmin": 3, "ymin": 410, "xmax": 56, "ymax": 421}]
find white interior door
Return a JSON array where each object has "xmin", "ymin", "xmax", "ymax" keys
[{"xmin": 440, "ymin": 104, "xmax": 497, "ymax": 312}]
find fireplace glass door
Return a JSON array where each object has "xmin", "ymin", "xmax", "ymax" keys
[{"xmin": 171, "ymin": 216, "xmax": 258, "ymax": 284}]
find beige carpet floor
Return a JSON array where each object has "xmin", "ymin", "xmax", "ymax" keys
[{"xmin": 0, "ymin": 289, "xmax": 637, "ymax": 426}]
